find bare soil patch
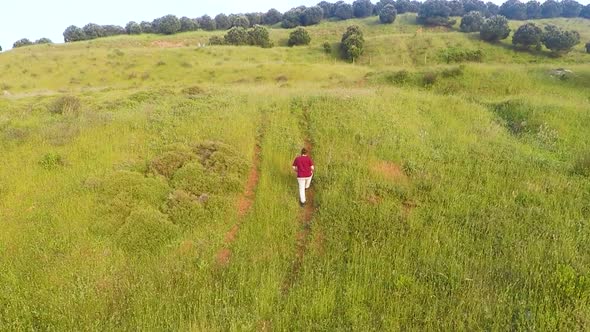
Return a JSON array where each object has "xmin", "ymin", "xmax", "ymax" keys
[{"xmin": 371, "ymin": 160, "xmax": 407, "ymax": 182}]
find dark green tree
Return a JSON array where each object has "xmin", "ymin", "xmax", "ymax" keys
[
  {"xmin": 248, "ymin": 25, "xmax": 272, "ymax": 47},
  {"xmin": 485, "ymin": 2, "xmax": 500, "ymax": 16},
  {"xmin": 262, "ymin": 8, "xmax": 283, "ymax": 24},
  {"xmin": 35, "ymin": 38, "xmax": 53, "ymax": 44},
  {"xmin": 460, "ymin": 11, "xmax": 484, "ymax": 32},
  {"xmin": 199, "ymin": 15, "xmax": 216, "ymax": 31},
  {"xmin": 541, "ymin": 0, "xmax": 562, "ymax": 18},
  {"xmin": 417, "ymin": 0, "xmax": 456, "ymax": 27},
  {"xmin": 13, "ymin": 38, "xmax": 33, "ymax": 48},
  {"xmin": 463, "ymin": 0, "xmax": 487, "ymax": 12},
  {"xmin": 581, "ymin": 5, "xmax": 590, "ymax": 18},
  {"xmin": 395, "ymin": 0, "xmax": 412, "ymax": 13},
  {"xmin": 541, "ymin": 24, "xmax": 580, "ymax": 54},
  {"xmin": 512, "ymin": 22, "xmax": 543, "ymax": 49},
  {"xmin": 301, "ymin": 6, "xmax": 324, "ymax": 25},
  {"xmin": 499, "ymin": 0, "xmax": 527, "ymax": 20},
  {"xmin": 526, "ymin": 1, "xmax": 542, "ymax": 18},
  {"xmin": 140, "ymin": 21, "xmax": 154, "ymax": 33},
  {"xmin": 585, "ymin": 42, "xmax": 590, "ymax": 53},
  {"xmin": 375, "ymin": 0, "xmax": 395, "ymax": 14},
  {"xmin": 480, "ymin": 15, "xmax": 511, "ymax": 41},
  {"xmin": 379, "ymin": 4, "xmax": 398, "ymax": 23},
  {"xmin": 246, "ymin": 13, "xmax": 263, "ymax": 26},
  {"xmin": 318, "ymin": 1, "xmax": 335, "ymax": 17},
  {"xmin": 288, "ymin": 27, "xmax": 311, "ymax": 46},
  {"xmin": 224, "ymin": 27, "xmax": 249, "ymax": 45},
  {"xmin": 561, "ymin": 0, "xmax": 582, "ymax": 17},
  {"xmin": 341, "ymin": 25, "xmax": 365, "ymax": 62},
  {"xmin": 215, "ymin": 14, "xmax": 231, "ymax": 30},
  {"xmin": 353, "ymin": 0, "xmax": 374, "ymax": 18},
  {"xmin": 126, "ymin": 21, "xmax": 142, "ymax": 34},
  {"xmin": 102, "ymin": 25, "xmax": 126, "ymax": 36},
  {"xmin": 63, "ymin": 25, "xmax": 87, "ymax": 42},
  {"xmin": 282, "ymin": 7, "xmax": 304, "ymax": 28},
  {"xmin": 333, "ymin": 1, "xmax": 354, "ymax": 20},
  {"xmin": 83, "ymin": 23, "xmax": 105, "ymax": 39},
  {"xmin": 180, "ymin": 17, "xmax": 199, "ymax": 32},
  {"xmin": 153, "ymin": 15, "xmax": 181, "ymax": 34},
  {"xmin": 231, "ymin": 15, "xmax": 250, "ymax": 29},
  {"xmin": 448, "ymin": 0, "xmax": 465, "ymax": 16}
]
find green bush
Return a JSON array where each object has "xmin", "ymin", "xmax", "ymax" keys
[
  {"xmin": 165, "ymin": 190, "xmax": 207, "ymax": 227},
  {"xmin": 288, "ymin": 27, "xmax": 311, "ymax": 46},
  {"xmin": 341, "ymin": 25, "xmax": 365, "ymax": 62},
  {"xmin": 460, "ymin": 11, "xmax": 484, "ymax": 32},
  {"xmin": 379, "ymin": 4, "xmax": 398, "ymax": 24},
  {"xmin": 417, "ymin": 0, "xmax": 455, "ymax": 27},
  {"xmin": 386, "ymin": 70, "xmax": 410, "ymax": 84},
  {"xmin": 333, "ymin": 2, "xmax": 354, "ymax": 20},
  {"xmin": 63, "ymin": 25, "xmax": 86, "ymax": 42},
  {"xmin": 248, "ymin": 25, "xmax": 272, "ymax": 47},
  {"xmin": 150, "ymin": 148, "xmax": 195, "ymax": 179},
  {"xmin": 301, "ymin": 6, "xmax": 323, "ymax": 26},
  {"xmin": 125, "ymin": 21, "xmax": 142, "ymax": 34},
  {"xmin": 13, "ymin": 38, "xmax": 33, "ymax": 48},
  {"xmin": 353, "ymin": 0, "xmax": 375, "ymax": 18},
  {"xmin": 541, "ymin": 24, "xmax": 580, "ymax": 55},
  {"xmin": 180, "ymin": 16, "xmax": 199, "ymax": 32},
  {"xmin": 224, "ymin": 27, "xmax": 249, "ymax": 45},
  {"xmin": 323, "ymin": 41, "xmax": 332, "ymax": 53},
  {"xmin": 439, "ymin": 47, "xmax": 483, "ymax": 63},
  {"xmin": 262, "ymin": 8, "xmax": 283, "ymax": 25},
  {"xmin": 116, "ymin": 205, "xmax": 178, "ymax": 253},
  {"xmin": 140, "ymin": 21, "xmax": 154, "ymax": 33},
  {"xmin": 39, "ymin": 152, "xmax": 65, "ymax": 170},
  {"xmin": 48, "ymin": 96, "xmax": 81, "ymax": 115},
  {"xmin": 82, "ymin": 23, "xmax": 105, "ymax": 39},
  {"xmin": 512, "ymin": 23, "xmax": 543, "ymax": 49},
  {"xmin": 422, "ymin": 71, "xmax": 438, "ymax": 86},
  {"xmin": 153, "ymin": 15, "xmax": 181, "ymax": 35},
  {"xmin": 480, "ymin": 15, "xmax": 511, "ymax": 42},
  {"xmin": 35, "ymin": 38, "xmax": 52, "ymax": 44}
]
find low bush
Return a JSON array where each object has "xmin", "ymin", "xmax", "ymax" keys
[
  {"xmin": 48, "ymin": 96, "xmax": 81, "ymax": 115},
  {"xmin": 512, "ymin": 23, "xmax": 543, "ymax": 50},
  {"xmin": 386, "ymin": 70, "xmax": 410, "ymax": 84},
  {"xmin": 460, "ymin": 11, "xmax": 484, "ymax": 32},
  {"xmin": 480, "ymin": 15, "xmax": 511, "ymax": 42},
  {"xmin": 439, "ymin": 48, "xmax": 483, "ymax": 63},
  {"xmin": 116, "ymin": 205, "xmax": 178, "ymax": 253},
  {"xmin": 422, "ymin": 71, "xmax": 438, "ymax": 86},
  {"xmin": 209, "ymin": 36, "xmax": 225, "ymax": 45},
  {"xmin": 39, "ymin": 152, "xmax": 65, "ymax": 170},
  {"xmin": 150, "ymin": 148, "xmax": 195, "ymax": 179},
  {"xmin": 165, "ymin": 189, "xmax": 207, "ymax": 227},
  {"xmin": 541, "ymin": 25, "xmax": 580, "ymax": 55},
  {"xmin": 288, "ymin": 28, "xmax": 311, "ymax": 46},
  {"xmin": 341, "ymin": 25, "xmax": 365, "ymax": 62},
  {"xmin": 323, "ymin": 42, "xmax": 332, "ymax": 53}
]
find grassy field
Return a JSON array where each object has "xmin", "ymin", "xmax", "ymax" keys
[{"xmin": 1, "ymin": 14, "xmax": 590, "ymax": 330}]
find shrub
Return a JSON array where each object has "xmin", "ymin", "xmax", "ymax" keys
[
  {"xmin": 301, "ymin": 6, "xmax": 323, "ymax": 26},
  {"xmin": 541, "ymin": 0, "xmax": 562, "ymax": 18},
  {"xmin": 417, "ymin": 0, "xmax": 456, "ymax": 27},
  {"xmin": 422, "ymin": 71, "xmax": 438, "ymax": 86},
  {"xmin": 379, "ymin": 4, "xmax": 398, "ymax": 23},
  {"xmin": 288, "ymin": 27, "xmax": 311, "ymax": 46},
  {"xmin": 512, "ymin": 23, "xmax": 543, "ymax": 49},
  {"xmin": 439, "ymin": 47, "xmax": 483, "ymax": 62},
  {"xmin": 262, "ymin": 8, "xmax": 283, "ymax": 25},
  {"xmin": 180, "ymin": 17, "xmax": 199, "ymax": 32},
  {"xmin": 150, "ymin": 147, "xmax": 195, "ymax": 179},
  {"xmin": 353, "ymin": 0, "xmax": 375, "ymax": 18},
  {"xmin": 333, "ymin": 1, "xmax": 354, "ymax": 20},
  {"xmin": 526, "ymin": 0, "xmax": 542, "ymax": 18},
  {"xmin": 542, "ymin": 25, "xmax": 580, "ymax": 55},
  {"xmin": 480, "ymin": 15, "xmax": 510, "ymax": 42},
  {"xmin": 116, "ymin": 205, "xmax": 178, "ymax": 253},
  {"xmin": 561, "ymin": 0, "xmax": 582, "ymax": 17},
  {"xmin": 323, "ymin": 41, "xmax": 332, "ymax": 53},
  {"xmin": 39, "ymin": 152, "xmax": 65, "ymax": 170},
  {"xmin": 387, "ymin": 70, "xmax": 410, "ymax": 84},
  {"xmin": 49, "ymin": 96, "xmax": 81, "ymax": 115},
  {"xmin": 499, "ymin": 0, "xmax": 528, "ymax": 20},
  {"xmin": 341, "ymin": 25, "xmax": 365, "ymax": 62},
  {"xmin": 153, "ymin": 15, "xmax": 181, "ymax": 35},
  {"xmin": 448, "ymin": 0, "xmax": 465, "ymax": 16},
  {"xmin": 224, "ymin": 27, "xmax": 249, "ymax": 45},
  {"xmin": 35, "ymin": 38, "xmax": 52, "ymax": 44},
  {"xmin": 199, "ymin": 15, "xmax": 216, "ymax": 31},
  {"xmin": 13, "ymin": 38, "xmax": 33, "ymax": 48},
  {"xmin": 460, "ymin": 11, "xmax": 484, "ymax": 32},
  {"xmin": 125, "ymin": 21, "xmax": 142, "ymax": 34},
  {"xmin": 248, "ymin": 25, "xmax": 272, "ymax": 47},
  {"xmin": 165, "ymin": 190, "xmax": 207, "ymax": 227},
  {"xmin": 209, "ymin": 36, "xmax": 225, "ymax": 45},
  {"xmin": 215, "ymin": 14, "xmax": 231, "ymax": 30},
  {"xmin": 586, "ymin": 42, "xmax": 590, "ymax": 53}
]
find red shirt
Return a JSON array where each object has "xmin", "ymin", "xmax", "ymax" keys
[{"xmin": 293, "ymin": 155, "xmax": 314, "ymax": 178}]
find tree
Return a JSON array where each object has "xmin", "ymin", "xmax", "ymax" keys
[
  {"xmin": 215, "ymin": 14, "xmax": 231, "ymax": 30},
  {"xmin": 35, "ymin": 38, "xmax": 52, "ymax": 44},
  {"xmin": 153, "ymin": 15, "xmax": 181, "ymax": 34},
  {"xmin": 126, "ymin": 21, "xmax": 142, "ymax": 34},
  {"xmin": 375, "ymin": 0, "xmax": 395, "ymax": 14},
  {"xmin": 512, "ymin": 23, "xmax": 543, "ymax": 49},
  {"xmin": 262, "ymin": 8, "xmax": 283, "ymax": 25},
  {"xmin": 480, "ymin": 15, "xmax": 511, "ymax": 42},
  {"xmin": 341, "ymin": 25, "xmax": 365, "ymax": 62},
  {"xmin": 408, "ymin": 1, "xmax": 421, "ymax": 12},
  {"xmin": 417, "ymin": 0, "xmax": 456, "ymax": 27},
  {"xmin": 460, "ymin": 11, "xmax": 484, "ymax": 32},
  {"xmin": 581, "ymin": 5, "xmax": 590, "ymax": 18},
  {"xmin": 199, "ymin": 15, "xmax": 216, "ymax": 31},
  {"xmin": 63, "ymin": 25, "xmax": 87, "ymax": 42},
  {"xmin": 318, "ymin": 1, "xmax": 335, "ymax": 17},
  {"xmin": 485, "ymin": 2, "xmax": 500, "ymax": 16},
  {"xmin": 541, "ymin": 24, "xmax": 580, "ymax": 54},
  {"xmin": 224, "ymin": 27, "xmax": 249, "ymax": 45},
  {"xmin": 180, "ymin": 17, "xmax": 199, "ymax": 32},
  {"xmin": 282, "ymin": 7, "xmax": 304, "ymax": 28},
  {"xmin": 499, "ymin": 0, "xmax": 528, "ymax": 20},
  {"xmin": 446, "ymin": 0, "xmax": 464, "ymax": 16},
  {"xmin": 561, "ymin": 0, "xmax": 582, "ymax": 17},
  {"xmin": 526, "ymin": 1, "xmax": 542, "ymax": 19},
  {"xmin": 246, "ymin": 13, "xmax": 262, "ymax": 26},
  {"xmin": 140, "ymin": 21, "xmax": 154, "ymax": 33},
  {"xmin": 333, "ymin": 1, "xmax": 354, "ymax": 20},
  {"xmin": 13, "ymin": 38, "xmax": 33, "ymax": 48},
  {"xmin": 248, "ymin": 25, "xmax": 272, "ymax": 47},
  {"xmin": 463, "ymin": 0, "xmax": 487, "ymax": 13},
  {"xmin": 395, "ymin": 0, "xmax": 412, "ymax": 14},
  {"xmin": 288, "ymin": 27, "xmax": 311, "ymax": 46},
  {"xmin": 301, "ymin": 6, "xmax": 324, "ymax": 26},
  {"xmin": 353, "ymin": 0, "xmax": 374, "ymax": 18},
  {"xmin": 102, "ymin": 25, "xmax": 126, "ymax": 36},
  {"xmin": 231, "ymin": 15, "xmax": 250, "ymax": 29},
  {"xmin": 83, "ymin": 23, "xmax": 105, "ymax": 39},
  {"xmin": 541, "ymin": 0, "xmax": 561, "ymax": 18},
  {"xmin": 379, "ymin": 4, "xmax": 398, "ymax": 23}
]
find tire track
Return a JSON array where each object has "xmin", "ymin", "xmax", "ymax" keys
[{"xmin": 215, "ymin": 124, "xmax": 264, "ymax": 267}]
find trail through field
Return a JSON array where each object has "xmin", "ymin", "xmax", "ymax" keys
[
  {"xmin": 282, "ymin": 108, "xmax": 317, "ymax": 293},
  {"xmin": 215, "ymin": 129, "xmax": 263, "ymax": 266}
]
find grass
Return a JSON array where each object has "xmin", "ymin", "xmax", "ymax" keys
[{"xmin": 0, "ymin": 14, "xmax": 590, "ymax": 330}]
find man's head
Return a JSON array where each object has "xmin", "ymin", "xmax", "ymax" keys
[{"xmin": 301, "ymin": 148, "xmax": 308, "ymax": 155}]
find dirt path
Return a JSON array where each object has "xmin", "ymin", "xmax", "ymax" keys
[
  {"xmin": 215, "ymin": 131, "xmax": 263, "ymax": 266},
  {"xmin": 282, "ymin": 108, "xmax": 317, "ymax": 293}
]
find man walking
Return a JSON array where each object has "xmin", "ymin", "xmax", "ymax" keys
[{"xmin": 292, "ymin": 148, "xmax": 314, "ymax": 207}]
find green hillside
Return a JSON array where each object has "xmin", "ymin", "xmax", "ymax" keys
[{"xmin": 1, "ymin": 14, "xmax": 589, "ymax": 330}]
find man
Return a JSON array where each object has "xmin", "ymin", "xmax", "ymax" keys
[{"xmin": 292, "ymin": 148, "xmax": 314, "ymax": 207}]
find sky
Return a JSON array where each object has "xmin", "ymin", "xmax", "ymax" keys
[{"xmin": 0, "ymin": 0, "xmax": 588, "ymax": 51}]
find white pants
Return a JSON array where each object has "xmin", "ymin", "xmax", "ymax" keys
[{"xmin": 297, "ymin": 175, "xmax": 313, "ymax": 203}]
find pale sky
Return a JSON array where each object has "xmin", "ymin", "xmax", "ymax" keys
[{"xmin": 0, "ymin": 0, "xmax": 588, "ymax": 51}]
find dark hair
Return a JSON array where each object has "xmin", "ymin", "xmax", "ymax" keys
[{"xmin": 301, "ymin": 148, "xmax": 308, "ymax": 155}]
